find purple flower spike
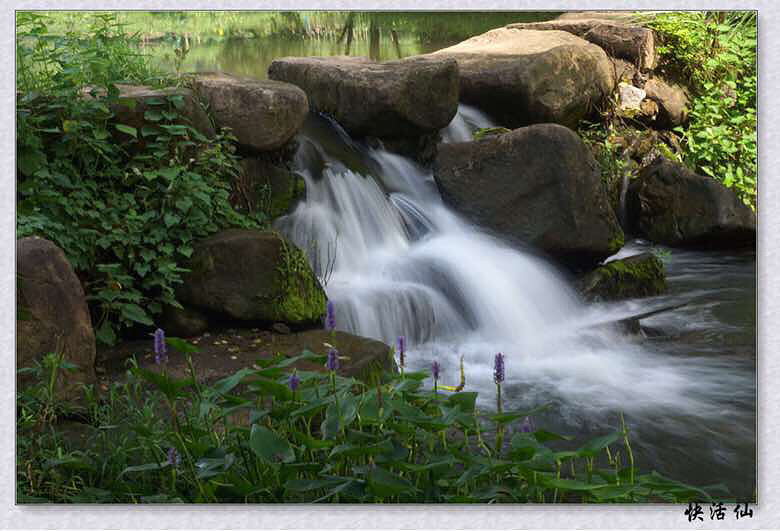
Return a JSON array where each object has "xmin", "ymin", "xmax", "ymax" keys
[
  {"xmin": 520, "ymin": 416, "xmax": 533, "ymax": 433},
  {"xmin": 288, "ymin": 371, "xmax": 300, "ymax": 392},
  {"xmin": 397, "ymin": 336, "xmax": 406, "ymax": 367},
  {"xmin": 154, "ymin": 328, "xmax": 167, "ymax": 365},
  {"xmin": 493, "ymin": 352, "xmax": 505, "ymax": 385},
  {"xmin": 326, "ymin": 348, "xmax": 340, "ymax": 371},
  {"xmin": 431, "ymin": 360, "xmax": 440, "ymax": 381},
  {"xmin": 167, "ymin": 447, "xmax": 181, "ymax": 467},
  {"xmin": 325, "ymin": 300, "xmax": 336, "ymax": 331}
]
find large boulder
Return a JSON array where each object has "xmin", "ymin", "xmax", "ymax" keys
[
  {"xmin": 16, "ymin": 237, "xmax": 96, "ymax": 397},
  {"xmin": 578, "ymin": 252, "xmax": 666, "ymax": 302},
  {"xmin": 188, "ymin": 72, "xmax": 308, "ymax": 152},
  {"xmin": 111, "ymin": 84, "xmax": 215, "ymax": 140},
  {"xmin": 431, "ymin": 28, "xmax": 614, "ymax": 128},
  {"xmin": 237, "ymin": 158, "xmax": 306, "ymax": 219},
  {"xmin": 507, "ymin": 18, "xmax": 656, "ymax": 71},
  {"xmin": 268, "ymin": 56, "xmax": 459, "ymax": 140},
  {"xmin": 434, "ymin": 123, "xmax": 624, "ymax": 270},
  {"xmin": 626, "ymin": 157, "xmax": 756, "ymax": 248},
  {"xmin": 178, "ymin": 229, "xmax": 326, "ymax": 325}
]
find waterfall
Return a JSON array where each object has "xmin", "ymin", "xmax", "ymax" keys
[{"xmin": 275, "ymin": 106, "xmax": 754, "ymax": 426}]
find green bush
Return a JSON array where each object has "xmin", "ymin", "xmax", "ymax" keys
[
  {"xmin": 16, "ymin": 12, "xmax": 263, "ymax": 344},
  {"xmin": 647, "ymin": 12, "xmax": 756, "ymax": 207}
]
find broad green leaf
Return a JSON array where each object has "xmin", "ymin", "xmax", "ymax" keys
[
  {"xmin": 120, "ymin": 303, "xmax": 153, "ymax": 325},
  {"xmin": 115, "ymin": 124, "xmax": 137, "ymax": 138},
  {"xmin": 577, "ymin": 431, "xmax": 621, "ymax": 457},
  {"xmin": 367, "ymin": 466, "xmax": 416, "ymax": 498},
  {"xmin": 249, "ymin": 424, "xmax": 295, "ymax": 464},
  {"xmin": 211, "ymin": 368, "xmax": 254, "ymax": 395}
]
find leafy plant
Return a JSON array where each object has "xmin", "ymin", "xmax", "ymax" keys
[
  {"xmin": 16, "ymin": 336, "xmax": 728, "ymax": 504},
  {"xmin": 646, "ymin": 11, "xmax": 756, "ymax": 207},
  {"xmin": 16, "ymin": 12, "xmax": 264, "ymax": 344}
]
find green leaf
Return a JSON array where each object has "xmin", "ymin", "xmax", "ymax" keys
[
  {"xmin": 166, "ymin": 337, "xmax": 200, "ymax": 355},
  {"xmin": 119, "ymin": 462, "xmax": 167, "ymax": 477},
  {"xmin": 486, "ymin": 403, "xmax": 550, "ymax": 424},
  {"xmin": 144, "ymin": 109, "xmax": 163, "ymax": 122},
  {"xmin": 157, "ymin": 166, "xmax": 180, "ymax": 181},
  {"xmin": 94, "ymin": 320, "xmax": 117, "ymax": 346},
  {"xmin": 120, "ymin": 303, "xmax": 154, "ymax": 325},
  {"xmin": 446, "ymin": 391, "xmax": 478, "ymax": 412},
  {"xmin": 533, "ymin": 429, "xmax": 574, "ymax": 443},
  {"xmin": 367, "ymin": 466, "xmax": 416, "ymax": 498},
  {"xmin": 212, "ymin": 368, "xmax": 254, "ymax": 395},
  {"xmin": 115, "ymin": 124, "xmax": 137, "ymax": 138},
  {"xmin": 249, "ymin": 425, "xmax": 295, "ymax": 464},
  {"xmin": 577, "ymin": 431, "xmax": 621, "ymax": 457},
  {"xmin": 163, "ymin": 212, "xmax": 180, "ymax": 228}
]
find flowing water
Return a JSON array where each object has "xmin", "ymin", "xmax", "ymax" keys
[{"xmin": 276, "ymin": 106, "xmax": 756, "ymax": 499}]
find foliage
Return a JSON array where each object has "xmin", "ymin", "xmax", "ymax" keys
[
  {"xmin": 16, "ymin": 341, "xmax": 727, "ymax": 504},
  {"xmin": 16, "ymin": 12, "xmax": 263, "ymax": 345},
  {"xmin": 646, "ymin": 11, "xmax": 756, "ymax": 207},
  {"xmin": 36, "ymin": 11, "xmax": 559, "ymax": 42}
]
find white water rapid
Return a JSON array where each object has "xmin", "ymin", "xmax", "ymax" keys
[{"xmin": 275, "ymin": 106, "xmax": 754, "ymax": 434}]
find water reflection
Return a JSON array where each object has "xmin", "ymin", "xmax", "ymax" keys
[{"xmin": 142, "ymin": 11, "xmax": 560, "ymax": 78}]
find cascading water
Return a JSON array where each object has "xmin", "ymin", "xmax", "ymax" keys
[{"xmin": 276, "ymin": 105, "xmax": 755, "ymax": 497}]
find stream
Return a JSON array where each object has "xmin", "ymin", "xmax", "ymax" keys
[{"xmin": 276, "ymin": 107, "xmax": 756, "ymax": 499}]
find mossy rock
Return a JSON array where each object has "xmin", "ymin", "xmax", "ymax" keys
[
  {"xmin": 178, "ymin": 229, "xmax": 326, "ymax": 326},
  {"xmin": 239, "ymin": 158, "xmax": 306, "ymax": 220},
  {"xmin": 578, "ymin": 252, "xmax": 666, "ymax": 302},
  {"xmin": 472, "ymin": 127, "xmax": 511, "ymax": 141}
]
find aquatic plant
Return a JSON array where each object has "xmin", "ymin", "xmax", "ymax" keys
[{"xmin": 15, "ymin": 339, "xmax": 727, "ymax": 504}]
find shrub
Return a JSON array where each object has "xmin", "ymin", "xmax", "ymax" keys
[
  {"xmin": 16, "ymin": 12, "xmax": 264, "ymax": 344},
  {"xmin": 647, "ymin": 12, "xmax": 756, "ymax": 207}
]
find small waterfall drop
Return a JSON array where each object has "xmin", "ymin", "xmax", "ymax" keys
[{"xmin": 275, "ymin": 106, "xmax": 753, "ymax": 428}]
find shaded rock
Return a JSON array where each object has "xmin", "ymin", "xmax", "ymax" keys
[
  {"xmin": 431, "ymin": 28, "xmax": 614, "ymax": 128},
  {"xmin": 507, "ymin": 18, "xmax": 656, "ymax": 71},
  {"xmin": 237, "ymin": 158, "xmax": 305, "ymax": 219},
  {"xmin": 188, "ymin": 72, "xmax": 308, "ymax": 152},
  {"xmin": 627, "ymin": 157, "xmax": 755, "ymax": 249},
  {"xmin": 268, "ymin": 56, "xmax": 459, "ymax": 140},
  {"xmin": 272, "ymin": 322, "xmax": 291, "ymax": 335},
  {"xmin": 110, "ymin": 84, "xmax": 215, "ymax": 140},
  {"xmin": 435, "ymin": 123, "xmax": 624, "ymax": 270},
  {"xmin": 643, "ymin": 77, "xmax": 689, "ymax": 128},
  {"xmin": 178, "ymin": 229, "xmax": 326, "ymax": 325},
  {"xmin": 281, "ymin": 330, "xmax": 397, "ymax": 382},
  {"xmin": 17, "ymin": 237, "xmax": 96, "ymax": 398},
  {"xmin": 161, "ymin": 304, "xmax": 209, "ymax": 338},
  {"xmin": 579, "ymin": 252, "xmax": 666, "ymax": 301}
]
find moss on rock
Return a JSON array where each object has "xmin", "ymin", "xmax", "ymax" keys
[
  {"xmin": 578, "ymin": 252, "xmax": 666, "ymax": 301},
  {"xmin": 472, "ymin": 126, "xmax": 511, "ymax": 141},
  {"xmin": 179, "ymin": 229, "xmax": 326, "ymax": 326}
]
